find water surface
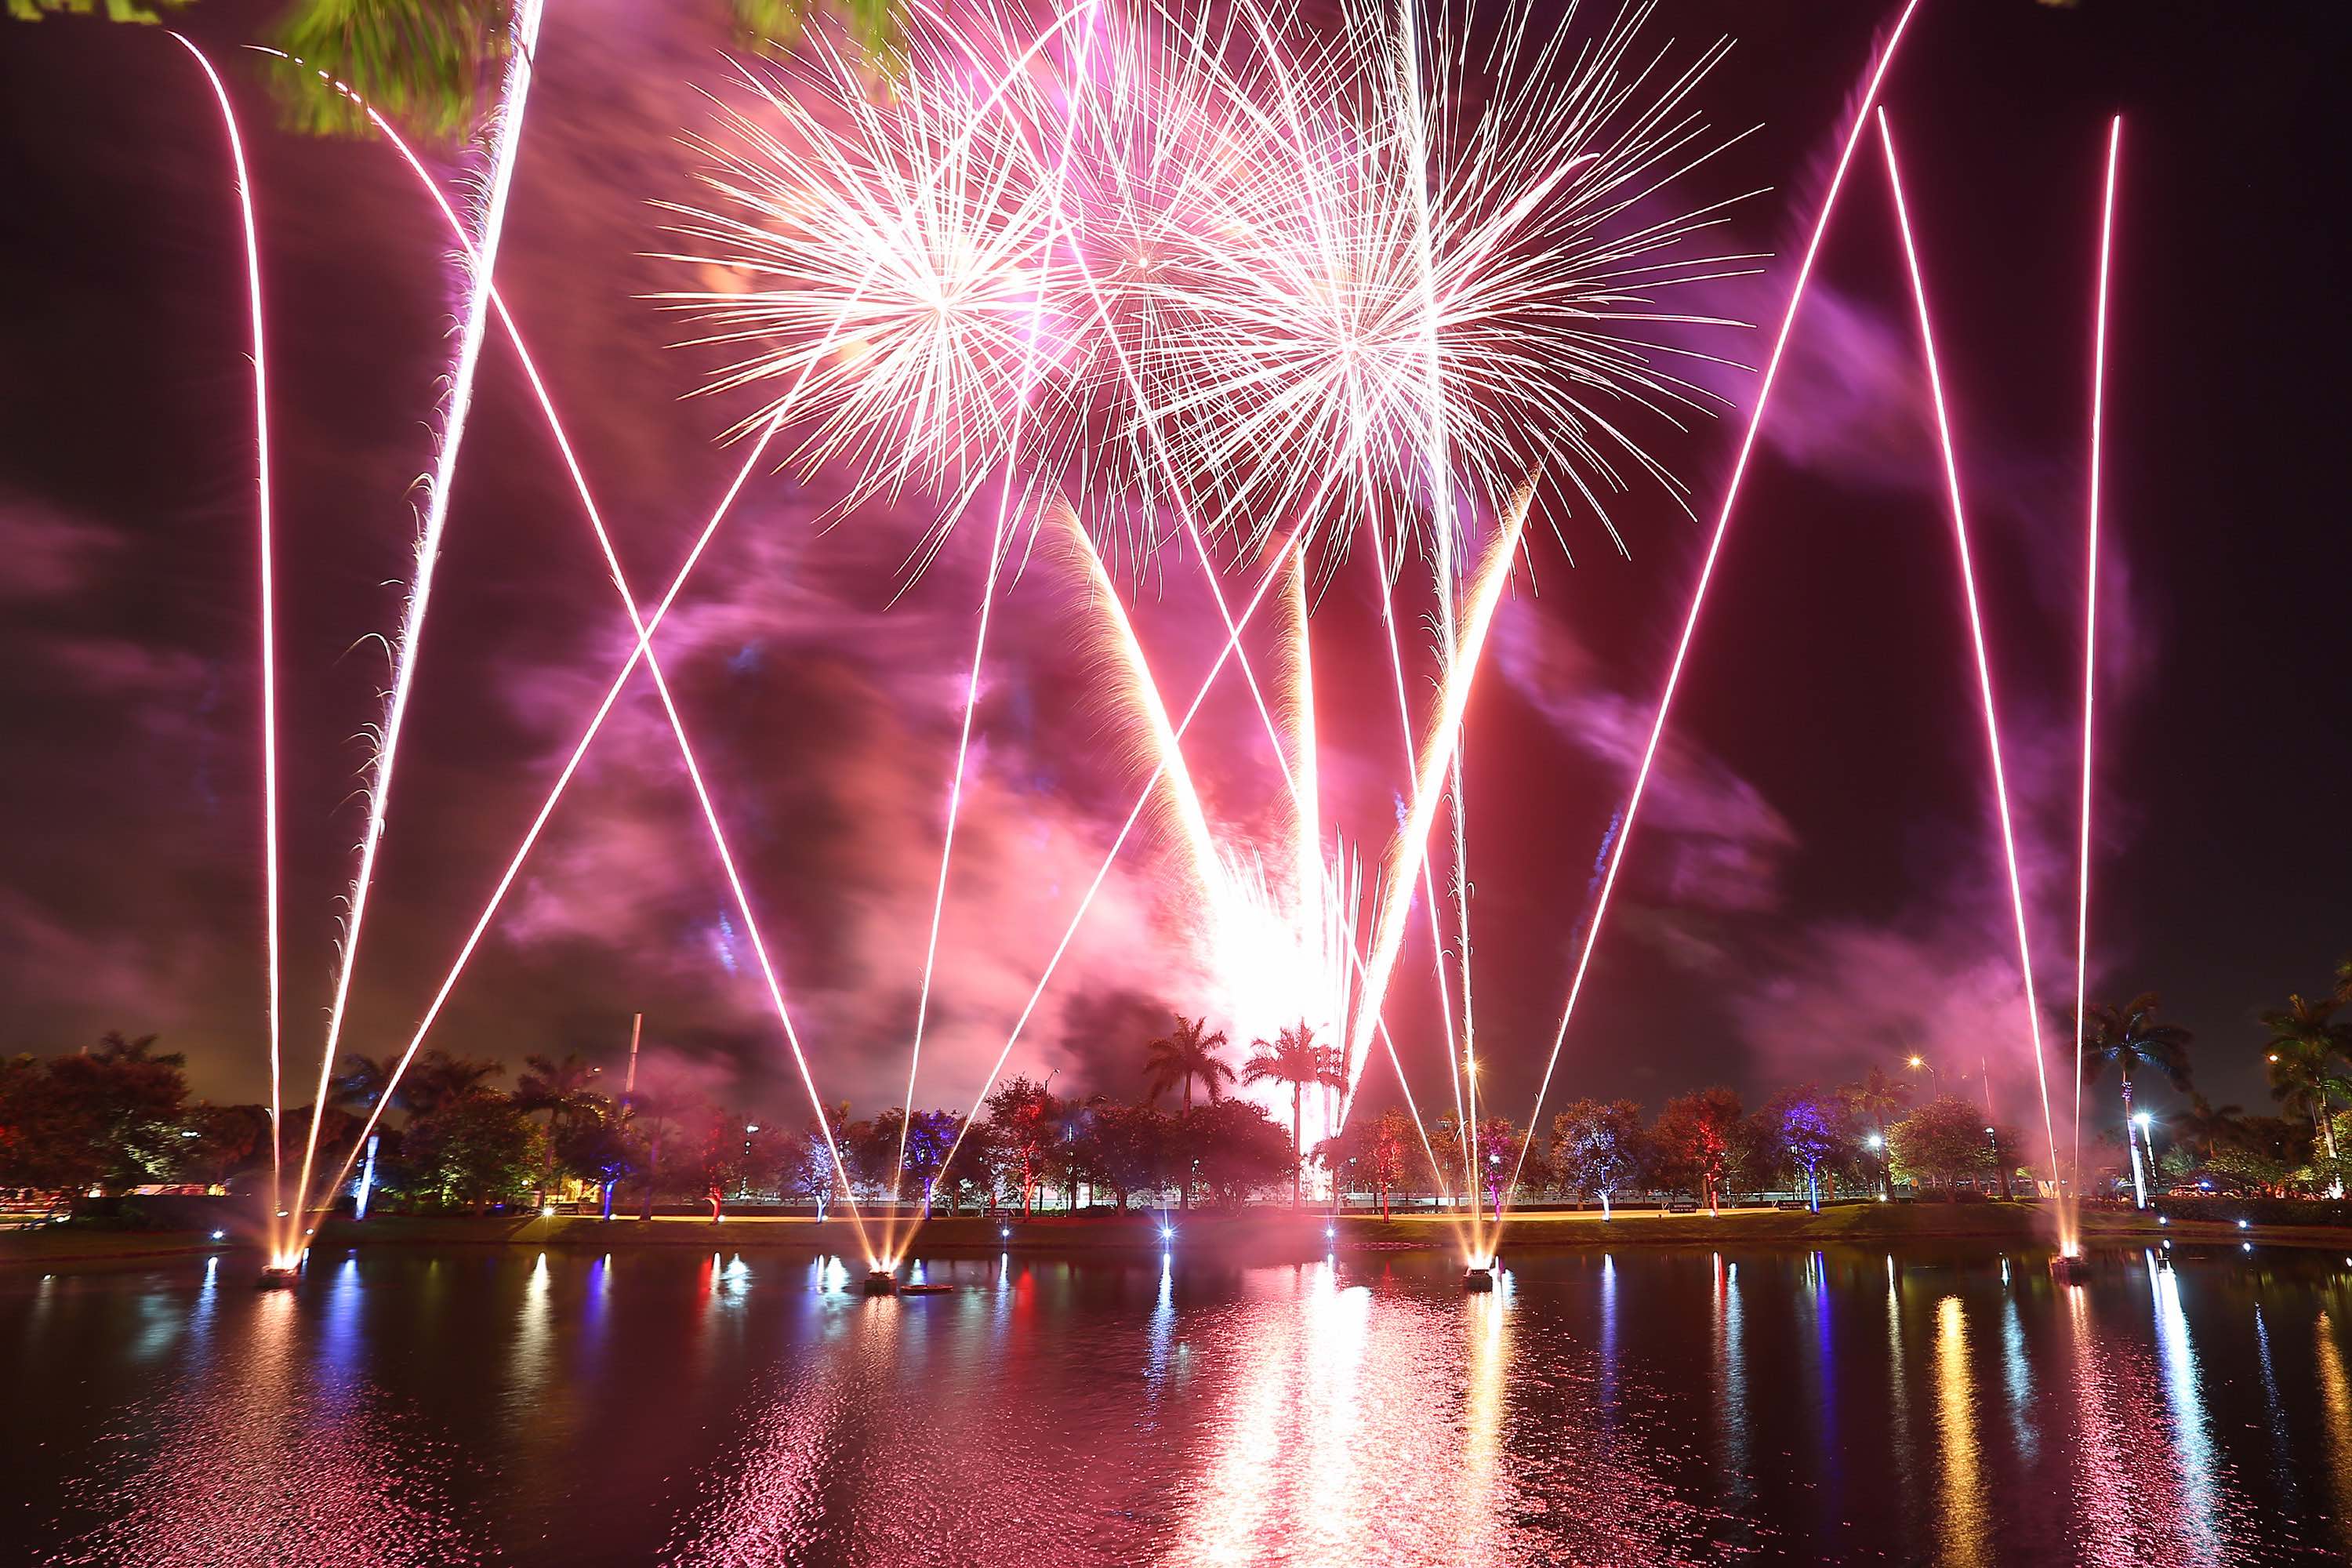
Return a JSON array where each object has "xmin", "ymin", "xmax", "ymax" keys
[{"xmin": 6, "ymin": 1245, "xmax": 2352, "ymax": 1564}]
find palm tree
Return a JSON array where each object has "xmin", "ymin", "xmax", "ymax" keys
[
  {"xmin": 332, "ymin": 1051, "xmax": 404, "ymax": 1113},
  {"xmin": 2171, "ymin": 1093, "xmax": 2245, "ymax": 1163},
  {"xmin": 2075, "ymin": 993, "xmax": 2192, "ymax": 1208},
  {"xmin": 91, "ymin": 1030, "xmax": 187, "ymax": 1067},
  {"xmin": 2334, "ymin": 954, "xmax": 2352, "ymax": 1005},
  {"xmin": 1241, "ymin": 1021, "xmax": 1343, "ymax": 1210},
  {"xmin": 1143, "ymin": 1015, "xmax": 1234, "ymax": 1112},
  {"xmin": 1837, "ymin": 1068, "xmax": 1910, "ymax": 1197},
  {"xmin": 403, "ymin": 1049, "xmax": 504, "ymax": 1116},
  {"xmin": 516, "ymin": 1051, "xmax": 603, "ymax": 1201},
  {"xmin": 2263, "ymin": 994, "xmax": 2352, "ymax": 1195}
]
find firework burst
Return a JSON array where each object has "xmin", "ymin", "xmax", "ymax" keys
[{"xmin": 659, "ymin": 0, "xmax": 1753, "ymax": 577}]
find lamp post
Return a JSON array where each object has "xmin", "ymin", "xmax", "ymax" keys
[{"xmin": 1906, "ymin": 1054, "xmax": 1942, "ymax": 1095}]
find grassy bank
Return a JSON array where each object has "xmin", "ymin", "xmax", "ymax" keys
[{"xmin": 9, "ymin": 1198, "xmax": 2346, "ymax": 1270}]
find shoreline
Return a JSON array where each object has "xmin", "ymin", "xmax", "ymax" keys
[{"xmin": 8, "ymin": 1201, "xmax": 2347, "ymax": 1270}]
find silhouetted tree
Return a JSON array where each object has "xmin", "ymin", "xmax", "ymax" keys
[{"xmin": 1241, "ymin": 1022, "xmax": 1342, "ymax": 1209}]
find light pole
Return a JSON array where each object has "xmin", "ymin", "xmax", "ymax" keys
[
  {"xmin": 1906, "ymin": 1054, "xmax": 1942, "ymax": 1096},
  {"xmin": 1865, "ymin": 1131, "xmax": 1887, "ymax": 1198}
]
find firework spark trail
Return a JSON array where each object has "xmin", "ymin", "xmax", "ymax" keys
[
  {"xmin": 889, "ymin": 6, "xmax": 1106, "ymax": 1261},
  {"xmin": 1072, "ymin": 513, "xmax": 1225, "ymax": 891},
  {"xmin": 284, "ymin": 0, "xmax": 546, "ymax": 1261},
  {"xmin": 268, "ymin": 88, "xmax": 881, "ymax": 1265},
  {"xmin": 1365, "ymin": 521, "xmax": 1471, "ymax": 1203},
  {"xmin": 1037, "ymin": 178, "xmax": 1312, "ymax": 818},
  {"xmin": 169, "ymin": 34, "xmax": 283, "ymax": 1236},
  {"xmin": 1340, "ymin": 482, "xmax": 1533, "ymax": 1129},
  {"xmin": 657, "ymin": 0, "xmax": 1744, "ymax": 1238},
  {"xmin": 1287, "ymin": 553, "xmax": 1323, "ymax": 1022},
  {"xmin": 1390, "ymin": 0, "xmax": 1483, "ymax": 1239},
  {"xmin": 1502, "ymin": 0, "xmax": 1923, "ymax": 1211},
  {"xmin": 1283, "ymin": 549, "xmax": 1343, "ymax": 1163},
  {"xmin": 1878, "ymin": 109, "xmax": 2065, "ymax": 1218},
  {"xmin": 2072, "ymin": 117, "xmax": 2122, "ymax": 1208},
  {"xmin": 920, "ymin": 514, "xmax": 1326, "ymax": 1196},
  {"xmin": 889, "ymin": 506, "xmax": 1010, "ymax": 1259},
  {"xmin": 268, "ymin": 13, "xmax": 1100, "ymax": 1254}
]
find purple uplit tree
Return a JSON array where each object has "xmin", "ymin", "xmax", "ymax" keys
[{"xmin": 1778, "ymin": 1097, "xmax": 1838, "ymax": 1213}]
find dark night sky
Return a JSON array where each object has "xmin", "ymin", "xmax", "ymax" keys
[{"xmin": 0, "ymin": 0, "xmax": 2343, "ymax": 1139}]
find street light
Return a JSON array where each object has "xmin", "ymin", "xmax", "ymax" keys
[{"xmin": 1906, "ymin": 1054, "xmax": 1943, "ymax": 1094}]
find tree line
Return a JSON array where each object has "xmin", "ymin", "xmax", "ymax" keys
[{"xmin": 5, "ymin": 958, "xmax": 2349, "ymax": 1213}]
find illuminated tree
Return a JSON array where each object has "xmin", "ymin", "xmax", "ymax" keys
[
  {"xmin": 1887, "ymin": 1095, "xmax": 1996, "ymax": 1199},
  {"xmin": 401, "ymin": 1049, "xmax": 506, "ymax": 1116},
  {"xmin": 1181, "ymin": 1098, "xmax": 1292, "ymax": 1209},
  {"xmin": 0, "ymin": 1037, "xmax": 191, "ymax": 1192},
  {"xmin": 516, "ymin": 1051, "xmax": 605, "ymax": 1201},
  {"xmin": 6, "ymin": 1, "xmax": 905, "ymax": 140},
  {"xmin": 985, "ymin": 1076, "xmax": 1057, "ymax": 1218},
  {"xmin": 2263, "ymin": 994, "xmax": 2352, "ymax": 1195},
  {"xmin": 1653, "ymin": 1087, "xmax": 1742, "ymax": 1214},
  {"xmin": 1549, "ymin": 1099, "xmax": 1648, "ymax": 1218},
  {"xmin": 2070, "ymin": 992, "xmax": 2192, "ymax": 1207},
  {"xmin": 396, "ymin": 1094, "xmax": 543, "ymax": 1210},
  {"xmin": 1083, "ymin": 1101, "xmax": 1173, "ymax": 1211}
]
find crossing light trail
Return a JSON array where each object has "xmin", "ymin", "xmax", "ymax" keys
[
  {"xmin": 1338, "ymin": 481, "xmax": 1534, "ymax": 1134},
  {"xmin": 1502, "ymin": 0, "xmax": 1925, "ymax": 1210},
  {"xmin": 887, "ymin": 5, "xmax": 1106, "ymax": 1264},
  {"xmin": 2072, "ymin": 116, "xmax": 2122, "ymax": 1199},
  {"xmin": 903, "ymin": 516, "xmax": 1462, "ymax": 1263},
  {"xmin": 1878, "ymin": 107, "xmax": 2067, "ymax": 1231},
  {"xmin": 285, "ymin": 0, "xmax": 546, "ymax": 1264},
  {"xmin": 267, "ymin": 84, "xmax": 881, "ymax": 1268},
  {"xmin": 169, "ymin": 34, "xmax": 282, "ymax": 1236},
  {"xmin": 258, "ymin": 9, "xmax": 1105, "ymax": 1261}
]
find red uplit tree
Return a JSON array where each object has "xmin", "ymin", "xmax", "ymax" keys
[
  {"xmin": 985, "ymin": 1076, "xmax": 1057, "ymax": 1217},
  {"xmin": 1655, "ymin": 1087, "xmax": 1743, "ymax": 1215}
]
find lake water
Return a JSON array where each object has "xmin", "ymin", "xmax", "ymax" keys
[{"xmin": 6, "ymin": 1245, "xmax": 2352, "ymax": 1564}]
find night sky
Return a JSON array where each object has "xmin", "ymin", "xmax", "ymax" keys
[{"xmin": 1, "ymin": 0, "xmax": 2343, "ymax": 1138}]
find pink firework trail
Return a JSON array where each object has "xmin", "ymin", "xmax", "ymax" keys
[
  {"xmin": 1504, "ymin": 0, "xmax": 1924, "ymax": 1208},
  {"xmin": 264, "ymin": 68, "xmax": 888, "ymax": 1265},
  {"xmin": 1878, "ymin": 108, "xmax": 2066, "ymax": 1226},
  {"xmin": 286, "ymin": 0, "xmax": 547, "ymax": 1262},
  {"xmin": 889, "ymin": 5, "xmax": 1105, "ymax": 1263},
  {"xmin": 1340, "ymin": 482, "xmax": 1533, "ymax": 1126},
  {"xmin": 2072, "ymin": 116, "xmax": 2122, "ymax": 1201},
  {"xmin": 169, "ymin": 34, "xmax": 282, "ymax": 1235},
  {"xmin": 271, "ymin": 11, "xmax": 1104, "ymax": 1258}
]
